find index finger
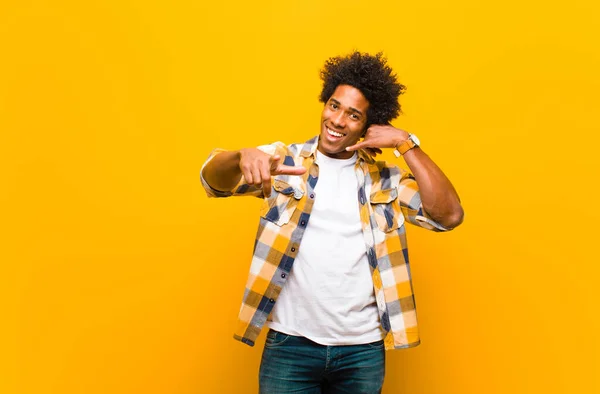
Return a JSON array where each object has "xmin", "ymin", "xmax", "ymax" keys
[{"xmin": 273, "ymin": 165, "xmax": 306, "ymax": 176}]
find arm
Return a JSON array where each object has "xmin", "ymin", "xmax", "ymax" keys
[
  {"xmin": 401, "ymin": 147, "xmax": 464, "ymax": 228},
  {"xmin": 201, "ymin": 146, "xmax": 306, "ymax": 198},
  {"xmin": 346, "ymin": 125, "xmax": 464, "ymax": 229},
  {"xmin": 201, "ymin": 150, "xmax": 245, "ymax": 192}
]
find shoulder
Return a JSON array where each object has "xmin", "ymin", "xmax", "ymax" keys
[
  {"xmin": 256, "ymin": 141, "xmax": 304, "ymax": 155},
  {"xmin": 255, "ymin": 141, "xmax": 308, "ymax": 170}
]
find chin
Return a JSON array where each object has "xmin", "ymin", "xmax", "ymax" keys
[{"xmin": 321, "ymin": 141, "xmax": 341, "ymax": 154}]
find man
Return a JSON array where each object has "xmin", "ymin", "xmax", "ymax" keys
[{"xmin": 201, "ymin": 51, "xmax": 464, "ymax": 393}]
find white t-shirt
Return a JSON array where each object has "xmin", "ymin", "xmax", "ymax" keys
[{"xmin": 266, "ymin": 150, "xmax": 383, "ymax": 345}]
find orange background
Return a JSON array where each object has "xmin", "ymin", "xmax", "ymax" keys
[{"xmin": 2, "ymin": 1, "xmax": 599, "ymax": 393}]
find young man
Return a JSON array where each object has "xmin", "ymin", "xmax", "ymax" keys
[{"xmin": 201, "ymin": 52, "xmax": 464, "ymax": 393}]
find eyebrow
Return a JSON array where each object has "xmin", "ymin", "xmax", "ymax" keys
[{"xmin": 329, "ymin": 98, "xmax": 364, "ymax": 117}]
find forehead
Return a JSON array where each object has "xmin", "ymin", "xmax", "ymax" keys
[{"xmin": 329, "ymin": 84, "xmax": 369, "ymax": 112}]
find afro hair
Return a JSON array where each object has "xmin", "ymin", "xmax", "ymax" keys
[{"xmin": 319, "ymin": 51, "xmax": 405, "ymax": 128}]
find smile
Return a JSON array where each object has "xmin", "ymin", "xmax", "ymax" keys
[{"xmin": 327, "ymin": 127, "xmax": 345, "ymax": 138}]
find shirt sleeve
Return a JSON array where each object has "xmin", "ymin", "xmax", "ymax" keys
[
  {"xmin": 199, "ymin": 142, "xmax": 288, "ymax": 198},
  {"xmin": 396, "ymin": 168, "xmax": 450, "ymax": 232}
]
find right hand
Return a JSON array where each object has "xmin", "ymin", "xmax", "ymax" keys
[{"xmin": 239, "ymin": 148, "xmax": 306, "ymax": 197}]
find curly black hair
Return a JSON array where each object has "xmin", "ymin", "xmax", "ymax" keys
[{"xmin": 319, "ymin": 51, "xmax": 405, "ymax": 128}]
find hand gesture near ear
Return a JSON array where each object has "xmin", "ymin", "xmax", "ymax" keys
[
  {"xmin": 239, "ymin": 148, "xmax": 306, "ymax": 197},
  {"xmin": 346, "ymin": 125, "xmax": 409, "ymax": 155}
]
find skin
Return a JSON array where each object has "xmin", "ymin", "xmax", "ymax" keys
[
  {"xmin": 201, "ymin": 149, "xmax": 306, "ymax": 198},
  {"xmin": 202, "ymin": 84, "xmax": 463, "ymax": 228},
  {"xmin": 201, "ymin": 85, "xmax": 374, "ymax": 197},
  {"xmin": 347, "ymin": 123, "xmax": 464, "ymax": 228},
  {"xmin": 318, "ymin": 84, "xmax": 377, "ymax": 159}
]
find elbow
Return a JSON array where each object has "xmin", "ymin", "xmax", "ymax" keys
[
  {"xmin": 441, "ymin": 206, "xmax": 464, "ymax": 229},
  {"xmin": 426, "ymin": 203, "xmax": 464, "ymax": 230}
]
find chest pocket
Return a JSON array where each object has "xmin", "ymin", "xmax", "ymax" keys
[
  {"xmin": 370, "ymin": 187, "xmax": 404, "ymax": 232},
  {"xmin": 260, "ymin": 179, "xmax": 303, "ymax": 226}
]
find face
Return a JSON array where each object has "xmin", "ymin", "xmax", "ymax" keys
[{"xmin": 318, "ymin": 84, "xmax": 369, "ymax": 159}]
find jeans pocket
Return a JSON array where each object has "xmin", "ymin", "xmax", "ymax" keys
[{"xmin": 265, "ymin": 330, "xmax": 291, "ymax": 348}]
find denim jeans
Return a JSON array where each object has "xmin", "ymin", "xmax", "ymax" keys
[{"xmin": 259, "ymin": 330, "xmax": 385, "ymax": 393}]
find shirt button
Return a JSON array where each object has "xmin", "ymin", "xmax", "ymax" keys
[
  {"xmin": 269, "ymin": 298, "xmax": 275, "ymax": 303},
  {"xmin": 309, "ymin": 193, "xmax": 315, "ymax": 199},
  {"xmin": 281, "ymin": 273, "xmax": 286, "ymax": 278},
  {"xmin": 300, "ymin": 220, "xmax": 306, "ymax": 226},
  {"xmin": 291, "ymin": 247, "xmax": 296, "ymax": 252}
]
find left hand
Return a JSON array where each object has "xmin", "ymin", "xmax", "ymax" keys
[{"xmin": 345, "ymin": 125, "xmax": 410, "ymax": 156}]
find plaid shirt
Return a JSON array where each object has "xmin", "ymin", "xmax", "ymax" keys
[{"xmin": 200, "ymin": 136, "xmax": 449, "ymax": 350}]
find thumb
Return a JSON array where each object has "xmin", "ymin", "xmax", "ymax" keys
[
  {"xmin": 269, "ymin": 154, "xmax": 281, "ymax": 172},
  {"xmin": 345, "ymin": 141, "xmax": 367, "ymax": 152}
]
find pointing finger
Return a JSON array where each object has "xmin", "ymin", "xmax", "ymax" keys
[{"xmin": 273, "ymin": 165, "xmax": 307, "ymax": 176}]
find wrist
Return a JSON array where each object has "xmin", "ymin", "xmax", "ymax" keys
[
  {"xmin": 393, "ymin": 133, "xmax": 420, "ymax": 157},
  {"xmin": 392, "ymin": 131, "xmax": 410, "ymax": 148},
  {"xmin": 393, "ymin": 136, "xmax": 407, "ymax": 149}
]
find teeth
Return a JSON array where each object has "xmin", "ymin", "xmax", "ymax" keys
[{"xmin": 327, "ymin": 128, "xmax": 344, "ymax": 137}]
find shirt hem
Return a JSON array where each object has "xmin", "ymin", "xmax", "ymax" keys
[
  {"xmin": 266, "ymin": 322, "xmax": 385, "ymax": 346},
  {"xmin": 234, "ymin": 334, "xmax": 255, "ymax": 347}
]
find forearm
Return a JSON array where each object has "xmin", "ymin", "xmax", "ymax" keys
[
  {"xmin": 201, "ymin": 150, "xmax": 243, "ymax": 192},
  {"xmin": 402, "ymin": 148, "xmax": 464, "ymax": 228}
]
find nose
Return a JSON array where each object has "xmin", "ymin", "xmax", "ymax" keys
[{"xmin": 331, "ymin": 112, "xmax": 345, "ymax": 128}]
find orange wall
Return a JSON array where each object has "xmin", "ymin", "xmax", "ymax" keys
[{"xmin": 2, "ymin": 1, "xmax": 599, "ymax": 393}]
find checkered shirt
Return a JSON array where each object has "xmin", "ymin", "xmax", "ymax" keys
[{"xmin": 200, "ymin": 136, "xmax": 449, "ymax": 350}]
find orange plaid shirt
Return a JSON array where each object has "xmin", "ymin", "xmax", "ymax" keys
[{"xmin": 200, "ymin": 136, "xmax": 449, "ymax": 350}]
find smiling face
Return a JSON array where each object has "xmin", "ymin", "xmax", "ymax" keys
[{"xmin": 318, "ymin": 84, "xmax": 369, "ymax": 159}]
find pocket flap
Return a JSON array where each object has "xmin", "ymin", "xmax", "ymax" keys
[
  {"xmin": 370, "ymin": 188, "xmax": 398, "ymax": 204},
  {"xmin": 273, "ymin": 179, "xmax": 303, "ymax": 200}
]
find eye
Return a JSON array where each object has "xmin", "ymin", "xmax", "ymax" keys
[
  {"xmin": 350, "ymin": 113, "xmax": 359, "ymax": 120},
  {"xmin": 329, "ymin": 102, "xmax": 338, "ymax": 110}
]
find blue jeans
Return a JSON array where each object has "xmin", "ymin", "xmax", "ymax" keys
[{"xmin": 259, "ymin": 330, "xmax": 385, "ymax": 393}]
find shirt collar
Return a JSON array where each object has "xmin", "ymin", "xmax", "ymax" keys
[{"xmin": 300, "ymin": 136, "xmax": 375, "ymax": 165}]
